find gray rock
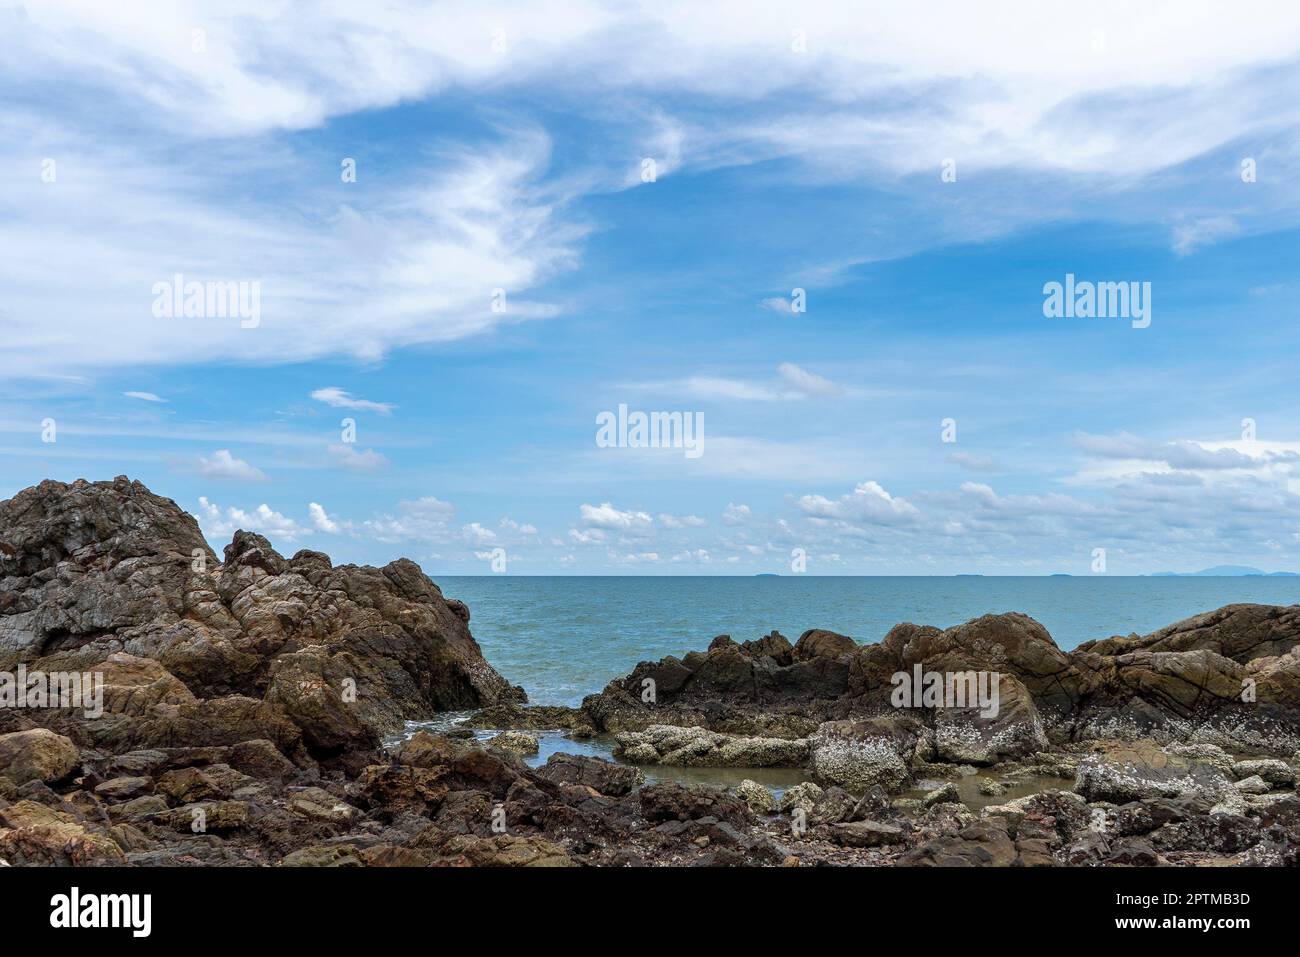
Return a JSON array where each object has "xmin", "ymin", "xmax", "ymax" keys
[{"xmin": 830, "ymin": 820, "xmax": 904, "ymax": 847}]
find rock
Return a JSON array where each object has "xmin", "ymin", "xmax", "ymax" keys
[
  {"xmin": 1074, "ymin": 741, "xmax": 1235, "ymax": 804},
  {"xmin": 93, "ymin": 776, "xmax": 152, "ymax": 802},
  {"xmin": 109, "ymin": 795, "xmax": 170, "ymax": 823},
  {"xmin": 287, "ymin": 788, "xmax": 358, "ymax": 825},
  {"xmin": 534, "ymin": 753, "xmax": 642, "ymax": 796},
  {"xmin": 831, "ymin": 820, "xmax": 904, "ymax": 847},
  {"xmin": 978, "ymin": 779, "xmax": 1006, "ymax": 796},
  {"xmin": 439, "ymin": 834, "xmax": 572, "ymax": 867},
  {"xmin": 923, "ymin": 782, "xmax": 962, "ymax": 807},
  {"xmin": 778, "ymin": 782, "xmax": 824, "ymax": 816},
  {"xmin": 157, "ymin": 801, "xmax": 250, "ymax": 834},
  {"xmin": 639, "ymin": 782, "xmax": 751, "ymax": 826},
  {"xmin": 810, "ymin": 786, "xmax": 859, "ymax": 825},
  {"xmin": 613, "ymin": 725, "xmax": 807, "ymax": 767},
  {"xmin": 0, "ymin": 730, "xmax": 79, "ymax": 785},
  {"xmin": 809, "ymin": 720, "xmax": 913, "ymax": 792},
  {"xmin": 1232, "ymin": 759, "xmax": 1295, "ymax": 787},
  {"xmin": 793, "ymin": 629, "xmax": 857, "ymax": 661},
  {"xmin": 227, "ymin": 739, "xmax": 298, "ymax": 783},
  {"xmin": 279, "ymin": 844, "xmax": 364, "ymax": 867},
  {"xmin": 461, "ymin": 704, "xmax": 595, "ymax": 734},
  {"xmin": 734, "ymin": 779, "xmax": 775, "ymax": 814},
  {"xmin": 0, "ymin": 800, "xmax": 126, "ymax": 865},
  {"xmin": 1105, "ymin": 837, "xmax": 1159, "ymax": 866},
  {"xmin": 0, "ymin": 477, "xmax": 523, "ymax": 760},
  {"xmin": 156, "ymin": 767, "xmax": 226, "ymax": 804},
  {"xmin": 898, "ymin": 821, "xmax": 1018, "ymax": 867},
  {"xmin": 488, "ymin": 731, "xmax": 539, "ymax": 756},
  {"xmin": 1234, "ymin": 775, "xmax": 1271, "ymax": 795},
  {"xmin": 932, "ymin": 674, "xmax": 1049, "ymax": 764}
]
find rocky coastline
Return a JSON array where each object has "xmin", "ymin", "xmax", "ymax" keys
[{"xmin": 1, "ymin": 477, "xmax": 1298, "ymax": 866}]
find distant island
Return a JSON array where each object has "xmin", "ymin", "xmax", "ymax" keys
[{"xmin": 1149, "ymin": 565, "xmax": 1299, "ymax": 577}]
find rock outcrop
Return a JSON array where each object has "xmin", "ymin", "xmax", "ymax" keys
[
  {"xmin": 0, "ymin": 476, "xmax": 524, "ymax": 766},
  {"xmin": 578, "ymin": 603, "xmax": 1300, "ymax": 778}
]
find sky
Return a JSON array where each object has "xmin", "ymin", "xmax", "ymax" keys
[{"xmin": 3, "ymin": 0, "xmax": 1300, "ymax": 575}]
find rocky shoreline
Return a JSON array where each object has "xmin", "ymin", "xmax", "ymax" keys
[{"xmin": 1, "ymin": 477, "xmax": 1298, "ymax": 866}]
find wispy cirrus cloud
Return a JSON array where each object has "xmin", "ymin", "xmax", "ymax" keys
[{"xmin": 310, "ymin": 388, "xmax": 395, "ymax": 415}]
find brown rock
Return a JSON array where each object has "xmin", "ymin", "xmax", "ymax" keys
[{"xmin": 0, "ymin": 729, "xmax": 79, "ymax": 785}]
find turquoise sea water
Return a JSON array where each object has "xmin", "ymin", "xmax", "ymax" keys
[{"xmin": 439, "ymin": 576, "xmax": 1300, "ymax": 708}]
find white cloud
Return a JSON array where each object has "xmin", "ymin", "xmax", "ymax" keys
[
  {"xmin": 0, "ymin": 123, "xmax": 582, "ymax": 376},
  {"xmin": 196, "ymin": 496, "xmax": 306, "ymax": 542},
  {"xmin": 361, "ymin": 495, "xmax": 456, "ymax": 544},
  {"xmin": 722, "ymin": 502, "xmax": 751, "ymax": 525},
  {"xmin": 777, "ymin": 362, "xmax": 843, "ymax": 398},
  {"xmin": 947, "ymin": 451, "xmax": 1004, "ymax": 473},
  {"xmin": 123, "ymin": 390, "xmax": 165, "ymax": 402},
  {"xmin": 328, "ymin": 444, "xmax": 389, "ymax": 472},
  {"xmin": 462, "ymin": 522, "xmax": 498, "ymax": 546},
  {"xmin": 308, "ymin": 502, "xmax": 340, "ymax": 533},
  {"xmin": 636, "ymin": 364, "xmax": 844, "ymax": 402},
  {"xmin": 659, "ymin": 512, "xmax": 707, "ymax": 528},
  {"xmin": 310, "ymin": 387, "xmax": 395, "ymax": 415},
  {"xmin": 1172, "ymin": 216, "xmax": 1241, "ymax": 256},
  {"xmin": 500, "ymin": 517, "xmax": 539, "ymax": 535},
  {"xmin": 9, "ymin": 2, "xmax": 1300, "ymax": 380},
  {"xmin": 196, "ymin": 449, "xmax": 267, "ymax": 482},
  {"xmin": 579, "ymin": 502, "xmax": 653, "ymax": 529},
  {"xmin": 796, "ymin": 481, "xmax": 918, "ymax": 525}
]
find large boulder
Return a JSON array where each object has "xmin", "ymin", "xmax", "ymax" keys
[
  {"xmin": 0, "ymin": 729, "xmax": 79, "ymax": 785},
  {"xmin": 1074, "ymin": 740, "xmax": 1236, "ymax": 805},
  {"xmin": 808, "ymin": 719, "xmax": 917, "ymax": 793}
]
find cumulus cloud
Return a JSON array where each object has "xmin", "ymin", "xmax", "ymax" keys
[
  {"xmin": 361, "ymin": 496, "xmax": 456, "ymax": 544},
  {"xmin": 462, "ymin": 522, "xmax": 498, "ymax": 546},
  {"xmin": 796, "ymin": 481, "xmax": 918, "ymax": 525},
  {"xmin": 308, "ymin": 502, "xmax": 340, "ymax": 533},
  {"xmin": 499, "ymin": 517, "xmax": 539, "ymax": 535},
  {"xmin": 196, "ymin": 496, "xmax": 306, "ymax": 541},
  {"xmin": 196, "ymin": 449, "xmax": 267, "ymax": 482},
  {"xmin": 579, "ymin": 502, "xmax": 653, "ymax": 529}
]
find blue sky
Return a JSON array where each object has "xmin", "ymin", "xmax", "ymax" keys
[{"xmin": 4, "ymin": 1, "xmax": 1300, "ymax": 574}]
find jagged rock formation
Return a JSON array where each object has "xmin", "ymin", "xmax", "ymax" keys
[
  {"xmin": 0, "ymin": 476, "xmax": 523, "ymax": 762},
  {"xmin": 581, "ymin": 605, "xmax": 1300, "ymax": 766}
]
